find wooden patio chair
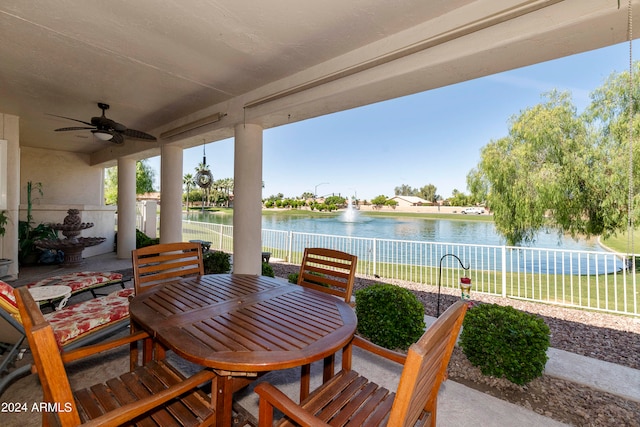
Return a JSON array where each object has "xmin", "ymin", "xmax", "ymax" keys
[
  {"xmin": 0, "ymin": 280, "xmax": 133, "ymax": 396},
  {"xmin": 297, "ymin": 247, "xmax": 357, "ymax": 305},
  {"xmin": 131, "ymin": 241, "xmax": 204, "ymax": 295},
  {"xmin": 131, "ymin": 241, "xmax": 204, "ymax": 367},
  {"xmin": 255, "ymin": 300, "xmax": 467, "ymax": 427},
  {"xmin": 297, "ymin": 247, "xmax": 358, "ymax": 401},
  {"xmin": 14, "ymin": 285, "xmax": 216, "ymax": 427}
]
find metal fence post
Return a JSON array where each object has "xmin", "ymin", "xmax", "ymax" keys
[
  {"xmin": 372, "ymin": 238, "xmax": 377, "ymax": 277},
  {"xmin": 501, "ymin": 245, "xmax": 508, "ymax": 298}
]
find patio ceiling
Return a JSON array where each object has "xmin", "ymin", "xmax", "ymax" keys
[{"xmin": 0, "ymin": 0, "xmax": 637, "ymax": 166}]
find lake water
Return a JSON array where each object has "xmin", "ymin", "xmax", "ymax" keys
[{"xmin": 185, "ymin": 210, "xmax": 605, "ymax": 252}]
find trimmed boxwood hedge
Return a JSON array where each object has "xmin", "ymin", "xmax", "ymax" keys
[
  {"xmin": 355, "ymin": 283, "xmax": 425, "ymax": 350},
  {"xmin": 203, "ymin": 251, "xmax": 231, "ymax": 274},
  {"xmin": 459, "ymin": 303, "xmax": 550, "ymax": 385}
]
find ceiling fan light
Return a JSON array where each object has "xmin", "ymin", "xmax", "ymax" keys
[{"xmin": 93, "ymin": 130, "xmax": 113, "ymax": 141}]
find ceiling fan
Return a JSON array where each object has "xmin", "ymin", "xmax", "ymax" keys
[{"xmin": 50, "ymin": 102, "xmax": 157, "ymax": 144}]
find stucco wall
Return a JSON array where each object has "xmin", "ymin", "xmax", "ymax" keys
[{"xmin": 20, "ymin": 147, "xmax": 104, "ymax": 206}]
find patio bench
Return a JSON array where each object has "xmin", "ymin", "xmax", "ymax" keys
[{"xmin": 0, "ymin": 280, "xmax": 133, "ymax": 395}]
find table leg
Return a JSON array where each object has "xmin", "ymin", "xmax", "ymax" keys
[{"xmin": 211, "ymin": 373, "xmax": 234, "ymax": 426}]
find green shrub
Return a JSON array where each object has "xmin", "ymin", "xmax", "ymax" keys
[
  {"xmin": 135, "ymin": 229, "xmax": 160, "ymax": 248},
  {"xmin": 459, "ymin": 303, "xmax": 550, "ymax": 385},
  {"xmin": 262, "ymin": 262, "xmax": 275, "ymax": 277},
  {"xmin": 295, "ymin": 271, "xmax": 327, "ymax": 287},
  {"xmin": 355, "ymin": 284, "xmax": 425, "ymax": 351},
  {"xmin": 203, "ymin": 251, "xmax": 231, "ymax": 274},
  {"xmin": 288, "ymin": 273, "xmax": 299, "ymax": 283}
]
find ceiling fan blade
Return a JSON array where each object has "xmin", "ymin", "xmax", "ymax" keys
[
  {"xmin": 55, "ymin": 126, "xmax": 96, "ymax": 132},
  {"xmin": 123, "ymin": 128, "xmax": 157, "ymax": 141},
  {"xmin": 50, "ymin": 103, "xmax": 152, "ymax": 144},
  {"xmin": 91, "ymin": 115, "xmax": 127, "ymax": 133},
  {"xmin": 113, "ymin": 122, "xmax": 127, "ymax": 132},
  {"xmin": 47, "ymin": 113, "xmax": 93, "ymax": 127},
  {"xmin": 110, "ymin": 132, "xmax": 125, "ymax": 145}
]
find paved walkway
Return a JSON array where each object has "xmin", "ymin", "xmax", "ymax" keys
[{"xmin": 5, "ymin": 252, "xmax": 639, "ymax": 426}]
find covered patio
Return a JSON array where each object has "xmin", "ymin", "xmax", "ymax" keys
[{"xmin": 0, "ymin": 1, "xmax": 637, "ymax": 280}]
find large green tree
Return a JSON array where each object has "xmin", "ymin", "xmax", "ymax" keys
[
  {"xmin": 394, "ymin": 184, "xmax": 416, "ymax": 196},
  {"xmin": 417, "ymin": 184, "xmax": 438, "ymax": 203},
  {"xmin": 136, "ymin": 160, "xmax": 156, "ymax": 195},
  {"xmin": 476, "ymin": 64, "xmax": 640, "ymax": 245},
  {"xmin": 371, "ymin": 195, "xmax": 388, "ymax": 207},
  {"xmin": 103, "ymin": 160, "xmax": 156, "ymax": 205},
  {"xmin": 183, "ymin": 173, "xmax": 194, "ymax": 209}
]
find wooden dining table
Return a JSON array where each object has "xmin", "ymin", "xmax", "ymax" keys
[{"xmin": 129, "ymin": 273, "xmax": 358, "ymax": 426}]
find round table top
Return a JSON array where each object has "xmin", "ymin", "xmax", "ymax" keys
[{"xmin": 130, "ymin": 274, "xmax": 357, "ymax": 373}]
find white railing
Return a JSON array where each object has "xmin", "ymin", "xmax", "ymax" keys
[{"xmin": 180, "ymin": 220, "xmax": 639, "ymax": 316}]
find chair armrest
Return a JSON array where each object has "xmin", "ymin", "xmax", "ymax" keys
[
  {"xmin": 61, "ymin": 330, "xmax": 150, "ymax": 364},
  {"xmin": 80, "ymin": 368, "xmax": 216, "ymax": 427},
  {"xmin": 255, "ymin": 383, "xmax": 330, "ymax": 427},
  {"xmin": 352, "ymin": 335, "xmax": 407, "ymax": 365}
]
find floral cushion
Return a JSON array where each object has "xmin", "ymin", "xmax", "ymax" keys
[
  {"xmin": 28, "ymin": 271, "xmax": 123, "ymax": 294},
  {"xmin": 44, "ymin": 288, "xmax": 134, "ymax": 348}
]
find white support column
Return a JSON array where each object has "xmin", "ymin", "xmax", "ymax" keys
[
  {"xmin": 233, "ymin": 123, "xmax": 263, "ymax": 275},
  {"xmin": 1, "ymin": 114, "xmax": 19, "ymax": 279},
  {"xmin": 159, "ymin": 144, "xmax": 183, "ymax": 243},
  {"xmin": 116, "ymin": 158, "xmax": 136, "ymax": 259}
]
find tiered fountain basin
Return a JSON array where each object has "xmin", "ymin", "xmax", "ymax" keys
[{"xmin": 35, "ymin": 209, "xmax": 106, "ymax": 267}]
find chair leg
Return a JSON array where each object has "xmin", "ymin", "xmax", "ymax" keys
[
  {"xmin": 341, "ymin": 341, "xmax": 353, "ymax": 372},
  {"xmin": 153, "ymin": 341, "xmax": 166, "ymax": 360},
  {"xmin": 142, "ymin": 337, "xmax": 154, "ymax": 364},
  {"xmin": 130, "ymin": 322, "xmax": 140, "ymax": 371},
  {"xmin": 300, "ymin": 364, "xmax": 311, "ymax": 401},
  {"xmin": 322, "ymin": 354, "xmax": 335, "ymax": 384}
]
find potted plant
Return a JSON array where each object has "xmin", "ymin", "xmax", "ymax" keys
[
  {"xmin": 0, "ymin": 209, "xmax": 11, "ymax": 277},
  {"xmin": 18, "ymin": 182, "xmax": 57, "ymax": 266}
]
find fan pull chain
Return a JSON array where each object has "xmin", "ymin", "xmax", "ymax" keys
[
  {"xmin": 626, "ymin": 0, "xmax": 637, "ymax": 313},
  {"xmin": 627, "ymin": 0, "xmax": 634, "ymax": 252}
]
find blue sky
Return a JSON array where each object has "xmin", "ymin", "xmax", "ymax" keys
[{"xmin": 148, "ymin": 41, "xmax": 633, "ymax": 201}]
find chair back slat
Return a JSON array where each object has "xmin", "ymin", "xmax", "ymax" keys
[
  {"xmin": 132, "ymin": 242, "xmax": 204, "ymax": 294},
  {"xmin": 14, "ymin": 286, "xmax": 81, "ymax": 426},
  {"xmin": 387, "ymin": 300, "xmax": 467, "ymax": 427},
  {"xmin": 297, "ymin": 248, "xmax": 357, "ymax": 304}
]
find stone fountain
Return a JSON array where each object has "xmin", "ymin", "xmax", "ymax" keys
[{"xmin": 35, "ymin": 209, "xmax": 106, "ymax": 267}]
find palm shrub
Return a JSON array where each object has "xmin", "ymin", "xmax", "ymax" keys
[
  {"xmin": 0, "ymin": 210, "xmax": 7, "ymax": 237},
  {"xmin": 355, "ymin": 283, "xmax": 425, "ymax": 350},
  {"xmin": 203, "ymin": 251, "xmax": 231, "ymax": 274},
  {"xmin": 262, "ymin": 262, "xmax": 275, "ymax": 277},
  {"xmin": 459, "ymin": 303, "xmax": 550, "ymax": 385},
  {"xmin": 135, "ymin": 229, "xmax": 159, "ymax": 248}
]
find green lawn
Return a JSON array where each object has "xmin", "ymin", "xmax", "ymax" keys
[
  {"xmin": 601, "ymin": 229, "xmax": 640, "ymax": 254},
  {"xmin": 355, "ymin": 260, "xmax": 639, "ymax": 315}
]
